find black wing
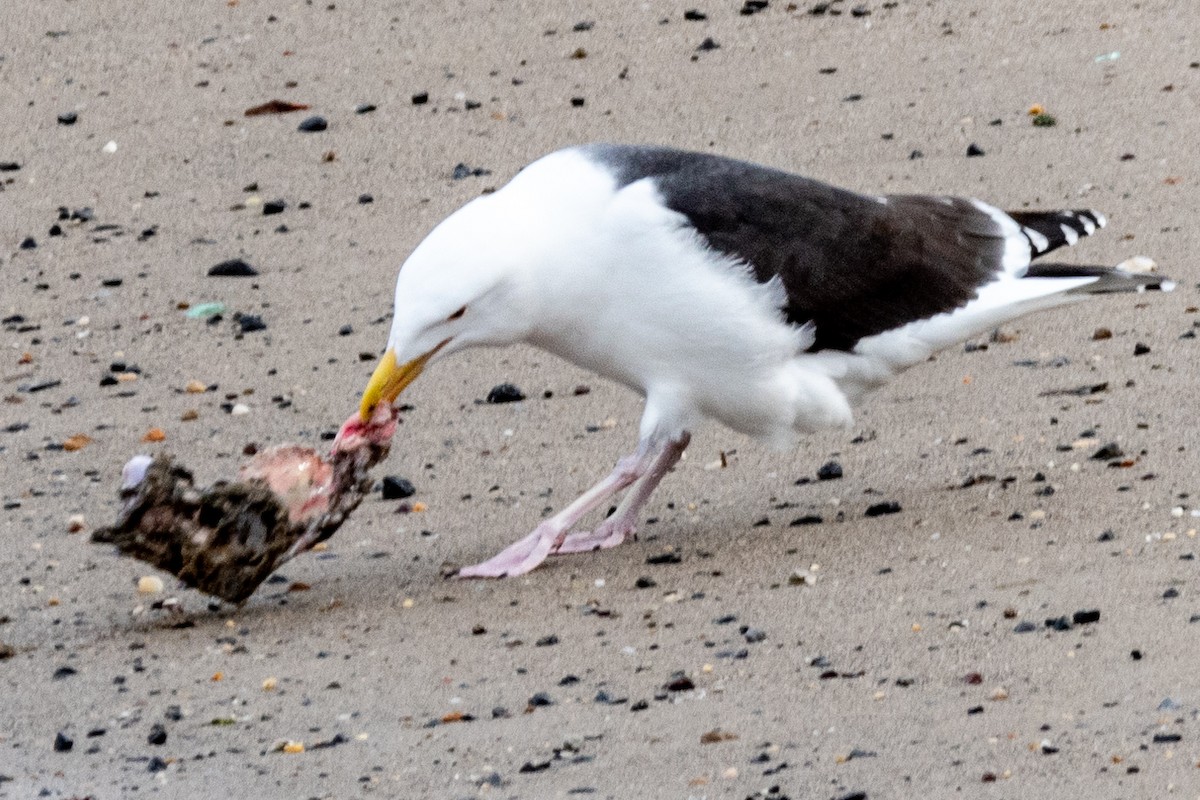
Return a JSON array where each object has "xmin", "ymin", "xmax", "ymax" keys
[{"xmin": 588, "ymin": 144, "xmax": 1011, "ymax": 352}]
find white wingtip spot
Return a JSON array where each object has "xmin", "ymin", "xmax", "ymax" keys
[
  {"xmin": 1090, "ymin": 210, "xmax": 1107, "ymax": 229},
  {"xmin": 1059, "ymin": 223, "xmax": 1079, "ymax": 246},
  {"xmin": 1078, "ymin": 216, "xmax": 1096, "ymax": 236},
  {"xmin": 1024, "ymin": 228, "xmax": 1050, "ymax": 253}
]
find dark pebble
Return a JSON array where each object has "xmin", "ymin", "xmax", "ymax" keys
[
  {"xmin": 53, "ymin": 732, "xmax": 73, "ymax": 752},
  {"xmin": 742, "ymin": 627, "xmax": 767, "ymax": 643},
  {"xmin": 164, "ymin": 705, "xmax": 183, "ymax": 721},
  {"xmin": 519, "ymin": 760, "xmax": 551, "ymax": 773},
  {"xmin": 634, "ymin": 576, "xmax": 657, "ymax": 589},
  {"xmin": 696, "ymin": 37, "xmax": 720, "ymax": 51},
  {"xmin": 684, "ymin": 9, "xmax": 707, "ymax": 20},
  {"xmin": 851, "ymin": 4, "xmax": 871, "ymax": 15},
  {"xmin": 451, "ymin": 163, "xmax": 492, "ymax": 180},
  {"xmin": 536, "ymin": 634, "xmax": 559, "ymax": 647},
  {"xmin": 790, "ymin": 514, "xmax": 823, "ymax": 526},
  {"xmin": 208, "ymin": 259, "xmax": 258, "ymax": 277},
  {"xmin": 57, "ymin": 112, "xmax": 78, "ymax": 125},
  {"xmin": 0, "ymin": 161, "xmax": 20, "ymax": 171},
  {"xmin": 486, "ymin": 383, "xmax": 525, "ymax": 404},
  {"xmin": 381, "ymin": 476, "xmax": 416, "ymax": 500},
  {"xmin": 864, "ymin": 501, "xmax": 901, "ymax": 517},
  {"xmin": 836, "ymin": 793, "xmax": 868, "ymax": 800},
  {"xmin": 1090, "ymin": 442, "xmax": 1123, "ymax": 460},
  {"xmin": 1072, "ymin": 609, "xmax": 1101, "ymax": 625},
  {"xmin": 630, "ymin": 699, "xmax": 649, "ymax": 711},
  {"xmin": 570, "ymin": 97, "xmax": 585, "ymax": 107},
  {"xmin": 1152, "ymin": 733, "xmax": 1182, "ymax": 743},
  {"xmin": 1163, "ymin": 587, "xmax": 1179, "ymax": 599},
  {"xmin": 355, "ymin": 103, "xmax": 377, "ymax": 114},
  {"xmin": 664, "ymin": 674, "xmax": 695, "ymax": 691},
  {"xmin": 1130, "ymin": 649, "xmax": 1143, "ymax": 660},
  {"xmin": 99, "ymin": 375, "xmax": 118, "ymax": 387},
  {"xmin": 1045, "ymin": 616, "xmax": 1072, "ymax": 631},
  {"xmin": 262, "ymin": 199, "xmax": 286, "ymax": 216},
  {"xmin": 1013, "ymin": 621, "xmax": 1037, "ymax": 633},
  {"xmin": 411, "ymin": 92, "xmax": 429, "ymax": 105},
  {"xmin": 558, "ymin": 674, "xmax": 579, "ymax": 686},
  {"xmin": 527, "ymin": 692, "xmax": 554, "ymax": 707},
  {"xmin": 49, "ymin": 224, "xmax": 62, "ymax": 236},
  {"xmin": 147, "ymin": 756, "xmax": 168, "ymax": 773},
  {"xmin": 740, "ymin": 0, "xmax": 768, "ymax": 14},
  {"xmin": 297, "ymin": 115, "xmax": 328, "ymax": 132},
  {"xmin": 147, "ymin": 723, "xmax": 167, "ymax": 746},
  {"xmin": 1097, "ymin": 529, "xmax": 1115, "ymax": 542},
  {"xmin": 491, "ymin": 706, "xmax": 510, "ymax": 719},
  {"xmin": 235, "ymin": 313, "xmax": 267, "ymax": 333},
  {"xmin": 52, "ymin": 665, "xmax": 77, "ymax": 679},
  {"xmin": 337, "ymin": 324, "xmax": 354, "ymax": 336},
  {"xmin": 966, "ymin": 143, "xmax": 986, "ymax": 157},
  {"xmin": 646, "ymin": 551, "xmax": 682, "ymax": 565},
  {"xmin": 1133, "ymin": 342, "xmax": 1151, "ymax": 356},
  {"xmin": 358, "ymin": 193, "xmax": 374, "ymax": 204},
  {"xmin": 19, "ymin": 237, "xmax": 37, "ymax": 249},
  {"xmin": 573, "ymin": 20, "xmax": 594, "ymax": 30},
  {"xmin": 817, "ymin": 460, "xmax": 843, "ymax": 480}
]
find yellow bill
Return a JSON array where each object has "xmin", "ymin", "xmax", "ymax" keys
[
  {"xmin": 359, "ymin": 338, "xmax": 451, "ymax": 421},
  {"xmin": 359, "ymin": 348, "xmax": 431, "ymax": 421}
]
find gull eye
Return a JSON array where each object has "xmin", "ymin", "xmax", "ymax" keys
[{"xmin": 446, "ymin": 305, "xmax": 467, "ymax": 321}]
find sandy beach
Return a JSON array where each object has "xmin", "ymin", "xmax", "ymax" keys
[{"xmin": 2, "ymin": 1, "xmax": 1198, "ymax": 797}]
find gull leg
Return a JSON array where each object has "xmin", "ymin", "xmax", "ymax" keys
[
  {"xmin": 554, "ymin": 432, "xmax": 689, "ymax": 554},
  {"xmin": 457, "ymin": 449, "xmax": 655, "ymax": 579}
]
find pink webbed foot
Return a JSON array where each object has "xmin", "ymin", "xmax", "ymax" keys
[
  {"xmin": 553, "ymin": 518, "xmax": 637, "ymax": 554},
  {"xmin": 456, "ymin": 523, "xmax": 564, "ymax": 578}
]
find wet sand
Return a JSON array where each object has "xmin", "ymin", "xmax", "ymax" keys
[{"xmin": 2, "ymin": 1, "xmax": 1198, "ymax": 797}]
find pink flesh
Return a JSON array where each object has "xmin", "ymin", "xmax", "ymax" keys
[
  {"xmin": 233, "ymin": 404, "xmax": 401, "ymax": 525},
  {"xmin": 238, "ymin": 446, "xmax": 334, "ymax": 523}
]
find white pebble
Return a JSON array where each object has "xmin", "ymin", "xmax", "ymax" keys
[
  {"xmin": 102, "ymin": 140, "xmax": 118, "ymax": 154},
  {"xmin": 231, "ymin": 403, "xmax": 250, "ymax": 416},
  {"xmin": 137, "ymin": 575, "xmax": 164, "ymax": 594}
]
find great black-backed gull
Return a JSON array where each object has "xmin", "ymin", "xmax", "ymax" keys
[{"xmin": 340, "ymin": 144, "xmax": 1171, "ymax": 578}]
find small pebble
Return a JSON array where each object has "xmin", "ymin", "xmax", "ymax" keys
[
  {"xmin": 57, "ymin": 111, "xmax": 78, "ymax": 125},
  {"xmin": 412, "ymin": 92, "xmax": 429, "ymax": 105},
  {"xmin": 966, "ymin": 143, "xmax": 986, "ymax": 157},
  {"xmin": 147, "ymin": 723, "xmax": 167, "ymax": 746},
  {"xmin": 486, "ymin": 383, "xmax": 526, "ymax": 404},
  {"xmin": 382, "ymin": 476, "xmax": 416, "ymax": 499},
  {"xmin": 297, "ymin": 116, "xmax": 328, "ymax": 132},
  {"xmin": 138, "ymin": 575, "xmax": 164, "ymax": 594},
  {"xmin": 355, "ymin": 103, "xmax": 377, "ymax": 114},
  {"xmin": 208, "ymin": 259, "xmax": 258, "ymax": 277},
  {"xmin": 67, "ymin": 514, "xmax": 86, "ymax": 533},
  {"xmin": 231, "ymin": 403, "xmax": 250, "ymax": 416},
  {"xmin": 53, "ymin": 732, "xmax": 73, "ymax": 752},
  {"xmin": 262, "ymin": 199, "xmax": 287, "ymax": 216},
  {"xmin": 817, "ymin": 460, "xmax": 843, "ymax": 480}
]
